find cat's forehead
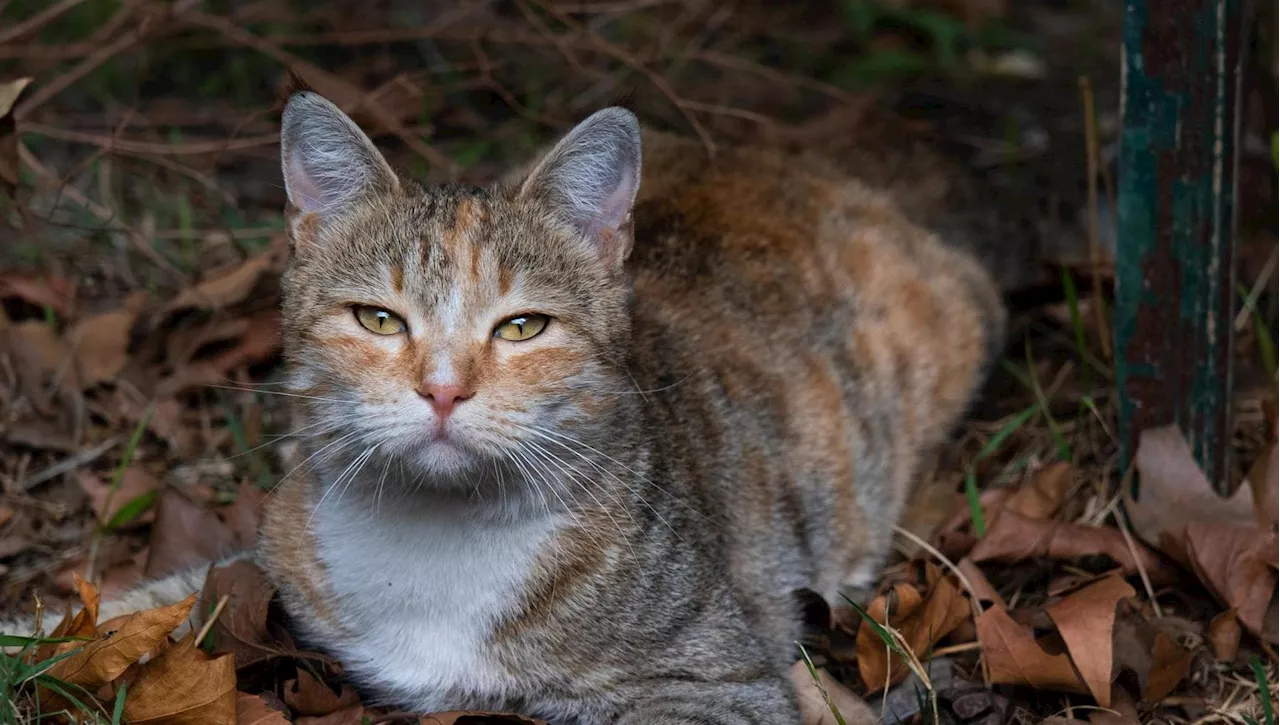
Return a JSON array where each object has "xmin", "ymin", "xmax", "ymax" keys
[{"xmin": 336, "ymin": 183, "xmax": 589, "ymax": 308}]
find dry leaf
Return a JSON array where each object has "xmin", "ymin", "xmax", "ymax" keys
[
  {"xmin": 1246, "ymin": 442, "xmax": 1278, "ymax": 530},
  {"xmin": 0, "ymin": 273, "xmax": 76, "ymax": 317},
  {"xmin": 1142, "ymin": 631, "xmax": 1192, "ymax": 702},
  {"xmin": 975, "ymin": 605, "xmax": 1088, "ymax": 695},
  {"xmin": 145, "ymin": 489, "xmax": 237, "ymax": 579},
  {"xmin": 1129, "ymin": 425, "xmax": 1264, "ymax": 550},
  {"xmin": 236, "ymin": 693, "xmax": 290, "ymax": 725},
  {"xmin": 7, "ymin": 319, "xmax": 73, "ymax": 383},
  {"xmin": 957, "ymin": 557, "xmax": 1005, "ymax": 608},
  {"xmin": 1004, "ymin": 462, "xmax": 1073, "ymax": 519},
  {"xmin": 296, "ymin": 705, "xmax": 365, "ymax": 725},
  {"xmin": 77, "ymin": 468, "xmax": 160, "ymax": 524},
  {"xmin": 165, "ymin": 252, "xmax": 277, "ymax": 313},
  {"xmin": 123, "ymin": 634, "xmax": 237, "ymax": 725},
  {"xmin": 201, "ymin": 560, "xmax": 279, "ymax": 668},
  {"xmin": 66, "ymin": 308, "xmax": 139, "ymax": 388},
  {"xmin": 1207, "ymin": 609, "xmax": 1242, "ymax": 662},
  {"xmin": 48, "ymin": 594, "xmax": 195, "ymax": 690},
  {"xmin": 284, "ymin": 669, "xmax": 361, "ymax": 716},
  {"xmin": 788, "ymin": 661, "xmax": 878, "ymax": 725},
  {"xmin": 0, "ymin": 77, "xmax": 32, "ymax": 190},
  {"xmin": 855, "ymin": 564, "xmax": 970, "ymax": 689},
  {"xmin": 0, "ymin": 77, "xmax": 31, "ymax": 117},
  {"xmin": 1184, "ymin": 523, "xmax": 1278, "ymax": 642},
  {"xmin": 1045, "ymin": 574, "xmax": 1135, "ymax": 706},
  {"xmin": 224, "ymin": 481, "xmax": 265, "ymax": 547},
  {"xmin": 970, "ymin": 509, "xmax": 1167, "ymax": 578}
]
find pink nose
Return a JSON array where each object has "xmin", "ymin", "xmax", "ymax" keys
[{"xmin": 417, "ymin": 382, "xmax": 472, "ymax": 419}]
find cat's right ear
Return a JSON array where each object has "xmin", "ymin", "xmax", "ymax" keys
[{"xmin": 280, "ymin": 91, "xmax": 399, "ymax": 228}]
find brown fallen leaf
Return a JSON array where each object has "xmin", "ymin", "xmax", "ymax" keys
[
  {"xmin": 164, "ymin": 252, "xmax": 279, "ymax": 314},
  {"xmin": 1207, "ymin": 608, "xmax": 1242, "ymax": 662},
  {"xmin": 856, "ymin": 563, "xmax": 970, "ymax": 689},
  {"xmin": 296, "ymin": 705, "xmax": 365, "ymax": 725},
  {"xmin": 975, "ymin": 605, "xmax": 1087, "ymax": 695},
  {"xmin": 1245, "ymin": 442, "xmax": 1278, "ymax": 530},
  {"xmin": 155, "ymin": 310, "xmax": 283, "ymax": 398},
  {"xmin": 1143, "ymin": 631, "xmax": 1193, "ymax": 702},
  {"xmin": 145, "ymin": 489, "xmax": 237, "ymax": 579},
  {"xmin": 66, "ymin": 307, "xmax": 139, "ymax": 389},
  {"xmin": 77, "ymin": 468, "xmax": 160, "ymax": 524},
  {"xmin": 1129, "ymin": 425, "xmax": 1266, "ymax": 551},
  {"xmin": 1045, "ymin": 574, "xmax": 1135, "ymax": 706},
  {"xmin": 201, "ymin": 560, "xmax": 279, "ymax": 668},
  {"xmin": 970, "ymin": 509, "xmax": 1167, "ymax": 579},
  {"xmin": 0, "ymin": 77, "xmax": 33, "ymax": 192},
  {"xmin": 236, "ymin": 692, "xmax": 290, "ymax": 725},
  {"xmin": 1184, "ymin": 523, "xmax": 1279, "ymax": 642},
  {"xmin": 284, "ymin": 668, "xmax": 361, "ymax": 717},
  {"xmin": 788, "ymin": 661, "xmax": 878, "ymax": 725},
  {"xmin": 123, "ymin": 634, "xmax": 237, "ymax": 725},
  {"xmin": 48, "ymin": 594, "xmax": 196, "ymax": 691},
  {"xmin": 224, "ymin": 481, "xmax": 265, "ymax": 547},
  {"xmin": 0, "ymin": 272, "xmax": 76, "ymax": 317},
  {"xmin": 957, "ymin": 557, "xmax": 1005, "ymax": 608},
  {"xmin": 1004, "ymin": 462, "xmax": 1074, "ymax": 519}
]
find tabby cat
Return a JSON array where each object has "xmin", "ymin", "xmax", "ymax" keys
[{"xmin": 5, "ymin": 88, "xmax": 1005, "ymax": 724}]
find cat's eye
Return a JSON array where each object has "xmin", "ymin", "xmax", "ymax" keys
[
  {"xmin": 354, "ymin": 306, "xmax": 407, "ymax": 335},
  {"xmin": 495, "ymin": 314, "xmax": 549, "ymax": 341}
]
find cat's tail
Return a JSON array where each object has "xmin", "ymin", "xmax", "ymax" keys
[{"xmin": 0, "ymin": 554, "xmax": 246, "ymax": 653}]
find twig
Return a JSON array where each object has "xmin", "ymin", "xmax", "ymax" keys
[
  {"xmin": 0, "ymin": 0, "xmax": 88, "ymax": 46},
  {"xmin": 18, "ymin": 143, "xmax": 188, "ymax": 282},
  {"xmin": 1233, "ymin": 244, "xmax": 1278, "ymax": 331},
  {"xmin": 194, "ymin": 595, "xmax": 230, "ymax": 647},
  {"xmin": 185, "ymin": 10, "xmax": 459, "ymax": 177},
  {"xmin": 21, "ymin": 436, "xmax": 125, "ymax": 491},
  {"xmin": 13, "ymin": 0, "xmax": 203, "ymax": 120},
  {"xmin": 22, "ymin": 123, "xmax": 281, "ymax": 155},
  {"xmin": 892, "ymin": 524, "xmax": 992, "ymax": 687},
  {"xmin": 528, "ymin": 0, "xmax": 717, "ymax": 157},
  {"xmin": 1109, "ymin": 465, "xmax": 1164, "ymax": 617}
]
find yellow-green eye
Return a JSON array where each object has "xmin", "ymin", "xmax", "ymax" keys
[
  {"xmin": 354, "ymin": 306, "xmax": 406, "ymax": 335},
  {"xmin": 495, "ymin": 314, "xmax": 548, "ymax": 341}
]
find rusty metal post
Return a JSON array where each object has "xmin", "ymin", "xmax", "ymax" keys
[{"xmin": 1115, "ymin": 0, "xmax": 1251, "ymax": 493}]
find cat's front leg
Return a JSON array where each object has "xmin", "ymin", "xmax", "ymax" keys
[{"xmin": 612, "ymin": 676, "xmax": 800, "ymax": 725}]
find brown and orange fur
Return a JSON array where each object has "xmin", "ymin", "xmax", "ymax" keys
[{"xmin": 4, "ymin": 91, "xmax": 1005, "ymax": 724}]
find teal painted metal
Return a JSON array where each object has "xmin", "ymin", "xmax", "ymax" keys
[{"xmin": 1115, "ymin": 0, "xmax": 1250, "ymax": 493}]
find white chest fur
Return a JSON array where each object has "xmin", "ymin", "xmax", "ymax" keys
[{"xmin": 312, "ymin": 496, "xmax": 560, "ymax": 710}]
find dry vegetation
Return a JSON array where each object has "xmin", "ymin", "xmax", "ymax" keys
[{"xmin": 0, "ymin": 1, "xmax": 1277, "ymax": 724}]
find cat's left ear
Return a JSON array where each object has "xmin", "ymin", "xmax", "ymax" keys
[
  {"xmin": 518, "ymin": 108, "xmax": 642, "ymax": 266},
  {"xmin": 280, "ymin": 91, "xmax": 400, "ymax": 223}
]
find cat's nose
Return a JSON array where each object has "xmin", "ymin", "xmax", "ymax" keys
[{"xmin": 417, "ymin": 382, "xmax": 472, "ymax": 419}]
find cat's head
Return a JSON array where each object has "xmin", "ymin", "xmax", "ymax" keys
[{"xmin": 276, "ymin": 91, "xmax": 642, "ymax": 486}]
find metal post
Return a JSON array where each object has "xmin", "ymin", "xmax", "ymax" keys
[{"xmin": 1115, "ymin": 0, "xmax": 1250, "ymax": 493}]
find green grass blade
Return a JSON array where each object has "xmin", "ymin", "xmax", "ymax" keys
[
  {"xmin": 102, "ymin": 489, "xmax": 159, "ymax": 531},
  {"xmin": 796, "ymin": 643, "xmax": 847, "ymax": 725},
  {"xmin": 0, "ymin": 635, "xmax": 89, "ymax": 648},
  {"xmin": 964, "ymin": 470, "xmax": 986, "ymax": 536},
  {"xmin": 110, "ymin": 682, "xmax": 127, "ymax": 725},
  {"xmin": 1251, "ymin": 656, "xmax": 1276, "ymax": 725}
]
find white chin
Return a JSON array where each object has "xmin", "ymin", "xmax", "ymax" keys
[{"xmin": 414, "ymin": 440, "xmax": 476, "ymax": 476}]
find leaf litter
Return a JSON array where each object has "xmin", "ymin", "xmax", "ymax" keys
[{"xmin": 2, "ymin": 3, "xmax": 1278, "ymax": 720}]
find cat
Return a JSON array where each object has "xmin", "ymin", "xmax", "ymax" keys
[{"xmin": 4, "ymin": 88, "xmax": 1005, "ymax": 724}]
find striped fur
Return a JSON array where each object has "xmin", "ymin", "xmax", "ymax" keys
[{"xmin": 4, "ymin": 93, "xmax": 1006, "ymax": 724}]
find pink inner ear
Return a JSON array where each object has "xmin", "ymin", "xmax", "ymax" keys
[
  {"xmin": 287, "ymin": 154, "xmax": 327, "ymax": 213},
  {"xmin": 586, "ymin": 169, "xmax": 637, "ymax": 239}
]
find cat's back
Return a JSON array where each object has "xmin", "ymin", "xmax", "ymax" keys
[
  {"xmin": 625, "ymin": 130, "xmax": 1005, "ymax": 605},
  {"xmin": 628, "ymin": 129, "xmax": 1004, "ymax": 443}
]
